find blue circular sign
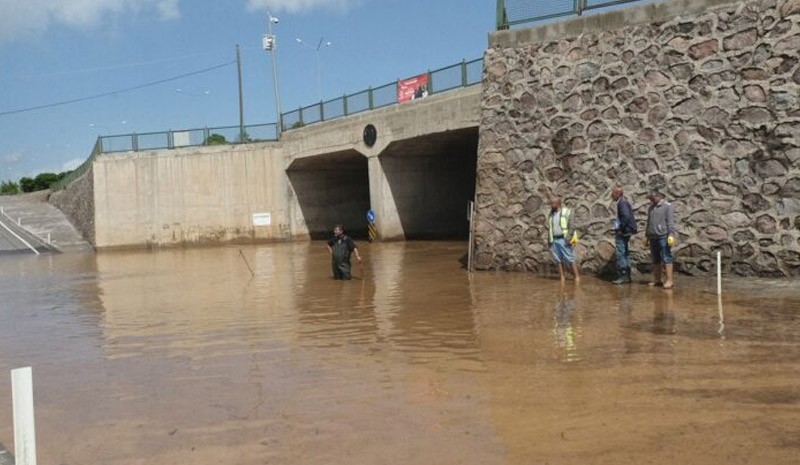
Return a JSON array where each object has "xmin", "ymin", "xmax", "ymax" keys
[{"xmin": 366, "ymin": 210, "xmax": 375, "ymax": 223}]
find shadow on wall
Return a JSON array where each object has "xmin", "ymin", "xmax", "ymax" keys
[
  {"xmin": 287, "ymin": 150, "xmax": 371, "ymax": 240},
  {"xmin": 380, "ymin": 128, "xmax": 479, "ymax": 240}
]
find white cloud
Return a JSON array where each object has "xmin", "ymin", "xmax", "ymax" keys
[
  {"xmin": 156, "ymin": 0, "xmax": 180, "ymax": 20},
  {"xmin": 62, "ymin": 158, "xmax": 84, "ymax": 171},
  {"xmin": 246, "ymin": 0, "xmax": 361, "ymax": 14},
  {"xmin": 2, "ymin": 150, "xmax": 24, "ymax": 164},
  {"xmin": 0, "ymin": 0, "xmax": 180, "ymax": 45}
]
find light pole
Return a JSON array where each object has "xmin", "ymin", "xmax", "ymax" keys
[
  {"xmin": 263, "ymin": 13, "xmax": 282, "ymax": 136},
  {"xmin": 295, "ymin": 37, "xmax": 332, "ymax": 103}
]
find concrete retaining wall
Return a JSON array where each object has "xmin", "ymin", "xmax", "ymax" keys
[
  {"xmin": 92, "ymin": 143, "xmax": 292, "ymax": 249},
  {"xmin": 56, "ymin": 86, "xmax": 482, "ymax": 249},
  {"xmin": 475, "ymin": 0, "xmax": 800, "ymax": 277}
]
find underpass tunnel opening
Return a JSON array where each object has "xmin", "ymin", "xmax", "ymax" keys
[
  {"xmin": 287, "ymin": 150, "xmax": 370, "ymax": 240},
  {"xmin": 380, "ymin": 127, "xmax": 478, "ymax": 240}
]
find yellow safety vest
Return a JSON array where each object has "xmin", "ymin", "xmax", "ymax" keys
[{"xmin": 547, "ymin": 208, "xmax": 578, "ymax": 243}]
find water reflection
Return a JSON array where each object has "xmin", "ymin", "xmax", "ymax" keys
[
  {"xmin": 552, "ymin": 283, "xmax": 579, "ymax": 362},
  {"xmin": 1, "ymin": 242, "xmax": 800, "ymax": 465}
]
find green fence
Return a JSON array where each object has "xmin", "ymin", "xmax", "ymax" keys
[
  {"xmin": 54, "ymin": 57, "xmax": 485, "ymax": 191},
  {"xmin": 50, "ymin": 138, "xmax": 102, "ymax": 191},
  {"xmin": 94, "ymin": 123, "xmax": 277, "ymax": 154},
  {"xmin": 281, "ymin": 58, "xmax": 483, "ymax": 132},
  {"xmin": 50, "ymin": 123, "xmax": 278, "ymax": 191},
  {"xmin": 497, "ymin": 0, "xmax": 649, "ymax": 29}
]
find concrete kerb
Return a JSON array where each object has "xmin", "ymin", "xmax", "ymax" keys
[
  {"xmin": 0, "ymin": 209, "xmax": 61, "ymax": 254},
  {"xmin": 489, "ymin": 0, "xmax": 748, "ymax": 48}
]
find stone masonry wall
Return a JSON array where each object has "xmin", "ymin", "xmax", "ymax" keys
[
  {"xmin": 475, "ymin": 0, "xmax": 800, "ymax": 277},
  {"xmin": 50, "ymin": 167, "xmax": 95, "ymax": 246}
]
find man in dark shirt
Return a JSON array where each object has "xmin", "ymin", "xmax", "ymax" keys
[
  {"xmin": 327, "ymin": 224, "xmax": 362, "ymax": 280},
  {"xmin": 611, "ymin": 187, "xmax": 637, "ymax": 284}
]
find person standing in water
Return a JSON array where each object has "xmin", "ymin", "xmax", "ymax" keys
[
  {"xmin": 611, "ymin": 186, "xmax": 638, "ymax": 284},
  {"xmin": 546, "ymin": 197, "xmax": 581, "ymax": 283},
  {"xmin": 327, "ymin": 224, "xmax": 362, "ymax": 280},
  {"xmin": 644, "ymin": 191, "xmax": 676, "ymax": 289}
]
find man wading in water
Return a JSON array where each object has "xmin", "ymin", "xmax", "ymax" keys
[{"xmin": 327, "ymin": 224, "xmax": 362, "ymax": 280}]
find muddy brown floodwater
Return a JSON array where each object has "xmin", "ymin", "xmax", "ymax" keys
[{"xmin": 1, "ymin": 241, "xmax": 799, "ymax": 464}]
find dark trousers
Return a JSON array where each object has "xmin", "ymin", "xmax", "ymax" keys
[
  {"xmin": 332, "ymin": 258, "xmax": 352, "ymax": 280},
  {"xmin": 615, "ymin": 235, "xmax": 631, "ymax": 270}
]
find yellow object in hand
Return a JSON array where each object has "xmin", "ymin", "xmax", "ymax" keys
[
  {"xmin": 667, "ymin": 236, "xmax": 675, "ymax": 247},
  {"xmin": 570, "ymin": 235, "xmax": 578, "ymax": 246}
]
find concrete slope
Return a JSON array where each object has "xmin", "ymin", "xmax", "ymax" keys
[
  {"xmin": 0, "ymin": 213, "xmax": 49, "ymax": 255},
  {"xmin": 0, "ymin": 191, "xmax": 92, "ymax": 252}
]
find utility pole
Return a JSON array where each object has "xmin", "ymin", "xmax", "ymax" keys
[
  {"xmin": 263, "ymin": 13, "xmax": 282, "ymax": 137},
  {"xmin": 236, "ymin": 44, "xmax": 245, "ymax": 143}
]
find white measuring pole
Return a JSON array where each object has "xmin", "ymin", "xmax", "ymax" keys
[
  {"xmin": 467, "ymin": 201, "xmax": 475, "ymax": 272},
  {"xmin": 11, "ymin": 367, "xmax": 37, "ymax": 465},
  {"xmin": 716, "ymin": 251, "xmax": 722, "ymax": 296}
]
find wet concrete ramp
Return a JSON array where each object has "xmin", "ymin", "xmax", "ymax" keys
[{"xmin": 0, "ymin": 191, "xmax": 92, "ymax": 253}]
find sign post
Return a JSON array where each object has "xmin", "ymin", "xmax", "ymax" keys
[
  {"xmin": 366, "ymin": 210, "xmax": 377, "ymax": 242},
  {"xmin": 467, "ymin": 201, "xmax": 475, "ymax": 272}
]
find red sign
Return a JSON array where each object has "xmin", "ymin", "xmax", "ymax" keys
[{"xmin": 397, "ymin": 73, "xmax": 429, "ymax": 103}]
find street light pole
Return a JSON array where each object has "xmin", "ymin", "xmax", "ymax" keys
[
  {"xmin": 315, "ymin": 38, "xmax": 324, "ymax": 102},
  {"xmin": 264, "ymin": 13, "xmax": 282, "ymax": 137},
  {"xmin": 296, "ymin": 37, "xmax": 331, "ymax": 103}
]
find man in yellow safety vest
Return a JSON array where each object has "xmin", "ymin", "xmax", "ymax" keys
[{"xmin": 546, "ymin": 197, "xmax": 581, "ymax": 283}]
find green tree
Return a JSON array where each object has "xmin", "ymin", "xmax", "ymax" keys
[
  {"xmin": 0, "ymin": 180, "xmax": 19, "ymax": 195},
  {"xmin": 32, "ymin": 172, "xmax": 61, "ymax": 191},
  {"xmin": 18, "ymin": 171, "xmax": 72, "ymax": 193},
  {"xmin": 19, "ymin": 177, "xmax": 35, "ymax": 192},
  {"xmin": 203, "ymin": 133, "xmax": 227, "ymax": 146},
  {"xmin": 237, "ymin": 131, "xmax": 252, "ymax": 143},
  {"xmin": 290, "ymin": 121, "xmax": 305, "ymax": 129}
]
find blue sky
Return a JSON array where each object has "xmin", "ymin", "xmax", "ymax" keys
[{"xmin": 0, "ymin": 0, "xmax": 494, "ymax": 182}]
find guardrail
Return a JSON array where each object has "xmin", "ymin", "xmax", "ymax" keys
[
  {"xmin": 280, "ymin": 58, "xmax": 483, "ymax": 131},
  {"xmin": 496, "ymin": 0, "xmax": 648, "ymax": 29},
  {"xmin": 53, "ymin": 57, "xmax": 484, "ymax": 191},
  {"xmin": 50, "ymin": 138, "xmax": 102, "ymax": 191},
  {"xmin": 96, "ymin": 123, "xmax": 278, "ymax": 154},
  {"xmin": 49, "ymin": 123, "xmax": 278, "ymax": 191}
]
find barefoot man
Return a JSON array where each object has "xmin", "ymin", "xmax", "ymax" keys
[
  {"xmin": 644, "ymin": 191, "xmax": 676, "ymax": 289},
  {"xmin": 546, "ymin": 197, "xmax": 581, "ymax": 283}
]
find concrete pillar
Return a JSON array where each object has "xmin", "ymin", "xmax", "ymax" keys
[{"xmin": 367, "ymin": 156, "xmax": 404, "ymax": 240}]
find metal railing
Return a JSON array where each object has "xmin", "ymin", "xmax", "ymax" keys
[
  {"xmin": 280, "ymin": 58, "xmax": 483, "ymax": 131},
  {"xmin": 50, "ymin": 138, "xmax": 102, "ymax": 191},
  {"xmin": 496, "ymin": 0, "xmax": 649, "ymax": 29},
  {"xmin": 52, "ymin": 57, "xmax": 485, "ymax": 191},
  {"xmin": 94, "ymin": 123, "xmax": 278, "ymax": 154}
]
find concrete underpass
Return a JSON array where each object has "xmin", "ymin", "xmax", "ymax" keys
[
  {"xmin": 379, "ymin": 128, "xmax": 478, "ymax": 240},
  {"xmin": 287, "ymin": 150, "xmax": 371, "ymax": 240}
]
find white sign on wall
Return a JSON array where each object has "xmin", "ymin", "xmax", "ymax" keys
[
  {"xmin": 173, "ymin": 131, "xmax": 191, "ymax": 147},
  {"xmin": 252, "ymin": 212, "xmax": 271, "ymax": 227}
]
